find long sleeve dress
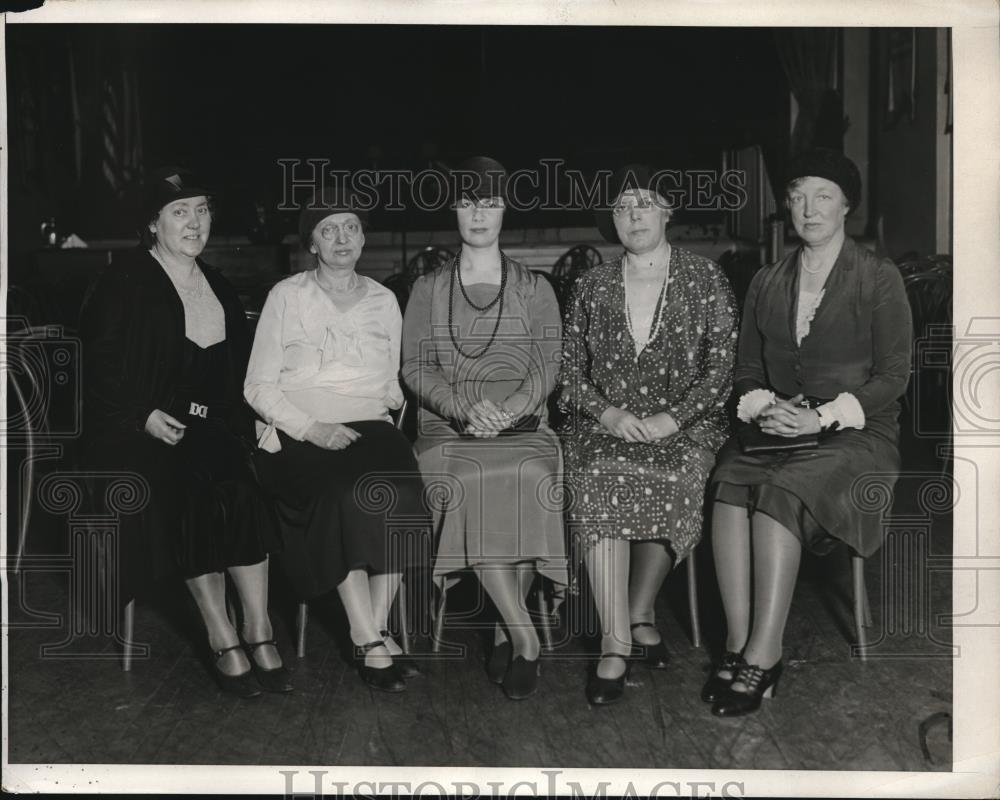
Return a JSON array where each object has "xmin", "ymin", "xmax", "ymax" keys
[
  {"xmin": 80, "ymin": 248, "xmax": 279, "ymax": 604},
  {"xmin": 245, "ymin": 270, "xmax": 429, "ymax": 599},
  {"xmin": 401, "ymin": 259, "xmax": 568, "ymax": 597},
  {"xmin": 710, "ymin": 236, "xmax": 912, "ymax": 557},
  {"xmin": 558, "ymin": 248, "xmax": 739, "ymax": 561}
]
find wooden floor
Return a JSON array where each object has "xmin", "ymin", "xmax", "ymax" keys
[
  {"xmin": 7, "ymin": 431, "xmax": 953, "ymax": 771},
  {"xmin": 7, "ymin": 545, "xmax": 952, "ymax": 770}
]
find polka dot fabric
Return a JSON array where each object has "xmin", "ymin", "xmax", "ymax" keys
[{"xmin": 558, "ymin": 249, "xmax": 738, "ymax": 558}]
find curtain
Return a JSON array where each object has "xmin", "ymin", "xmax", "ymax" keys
[
  {"xmin": 773, "ymin": 28, "xmax": 844, "ymax": 157},
  {"xmin": 7, "ymin": 26, "xmax": 146, "ymax": 248}
]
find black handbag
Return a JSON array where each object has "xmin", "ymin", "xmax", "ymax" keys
[
  {"xmin": 737, "ymin": 394, "xmax": 827, "ymax": 454},
  {"xmin": 456, "ymin": 415, "xmax": 541, "ymax": 437},
  {"xmin": 737, "ymin": 422, "xmax": 819, "ymax": 454}
]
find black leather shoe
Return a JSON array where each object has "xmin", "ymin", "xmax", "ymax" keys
[
  {"xmin": 355, "ymin": 640, "xmax": 406, "ymax": 693},
  {"xmin": 502, "ymin": 655, "xmax": 540, "ymax": 700},
  {"xmin": 379, "ymin": 630, "xmax": 421, "ymax": 678},
  {"xmin": 243, "ymin": 639, "xmax": 294, "ymax": 694},
  {"xmin": 585, "ymin": 654, "xmax": 630, "ymax": 706},
  {"xmin": 212, "ymin": 644, "xmax": 262, "ymax": 699},
  {"xmin": 711, "ymin": 661, "xmax": 783, "ymax": 717},
  {"xmin": 629, "ymin": 622, "xmax": 670, "ymax": 670},
  {"xmin": 487, "ymin": 640, "xmax": 512, "ymax": 685},
  {"xmin": 700, "ymin": 650, "xmax": 745, "ymax": 704}
]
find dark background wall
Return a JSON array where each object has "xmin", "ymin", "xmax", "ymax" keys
[{"xmin": 5, "ymin": 24, "xmax": 789, "ymax": 248}]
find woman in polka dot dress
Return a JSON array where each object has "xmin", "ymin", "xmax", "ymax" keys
[{"xmin": 558, "ymin": 165, "xmax": 738, "ymax": 705}]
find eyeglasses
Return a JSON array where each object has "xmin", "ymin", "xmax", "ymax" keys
[
  {"xmin": 318, "ymin": 221, "xmax": 362, "ymax": 240},
  {"xmin": 612, "ymin": 198, "xmax": 662, "ymax": 217},
  {"xmin": 456, "ymin": 197, "xmax": 505, "ymax": 210}
]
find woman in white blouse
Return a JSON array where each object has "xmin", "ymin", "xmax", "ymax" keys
[{"xmin": 245, "ymin": 192, "xmax": 428, "ymax": 693}]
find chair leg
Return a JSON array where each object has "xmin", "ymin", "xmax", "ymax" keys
[
  {"xmin": 121, "ymin": 599, "xmax": 135, "ymax": 672},
  {"xmin": 537, "ymin": 584, "xmax": 554, "ymax": 652},
  {"xmin": 296, "ymin": 602, "xmax": 308, "ymax": 659},
  {"xmin": 397, "ymin": 578, "xmax": 412, "ymax": 655},
  {"xmin": 431, "ymin": 585, "xmax": 448, "ymax": 654},
  {"xmin": 852, "ymin": 555, "xmax": 868, "ymax": 660},
  {"xmin": 686, "ymin": 554, "xmax": 702, "ymax": 649}
]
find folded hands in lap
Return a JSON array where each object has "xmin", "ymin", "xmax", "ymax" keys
[
  {"xmin": 755, "ymin": 393, "xmax": 821, "ymax": 437},
  {"xmin": 599, "ymin": 408, "xmax": 678, "ymax": 444},
  {"xmin": 461, "ymin": 399, "xmax": 512, "ymax": 439}
]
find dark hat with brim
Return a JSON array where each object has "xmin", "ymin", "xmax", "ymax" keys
[
  {"xmin": 448, "ymin": 155, "xmax": 508, "ymax": 204},
  {"xmin": 298, "ymin": 188, "xmax": 370, "ymax": 248},
  {"xmin": 595, "ymin": 163, "xmax": 673, "ymax": 244},
  {"xmin": 143, "ymin": 166, "xmax": 215, "ymax": 220},
  {"xmin": 784, "ymin": 147, "xmax": 862, "ymax": 213}
]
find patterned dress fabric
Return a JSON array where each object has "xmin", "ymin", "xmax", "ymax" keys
[{"xmin": 558, "ymin": 248, "xmax": 738, "ymax": 560}]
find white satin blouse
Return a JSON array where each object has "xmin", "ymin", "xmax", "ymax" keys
[{"xmin": 244, "ymin": 270, "xmax": 404, "ymax": 451}]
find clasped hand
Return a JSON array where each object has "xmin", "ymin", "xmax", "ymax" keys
[
  {"xmin": 304, "ymin": 421, "xmax": 362, "ymax": 450},
  {"xmin": 755, "ymin": 393, "xmax": 821, "ymax": 437},
  {"xmin": 599, "ymin": 408, "xmax": 678, "ymax": 443},
  {"xmin": 461, "ymin": 399, "xmax": 513, "ymax": 439}
]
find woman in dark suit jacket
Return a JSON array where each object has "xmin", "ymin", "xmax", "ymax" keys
[
  {"xmin": 80, "ymin": 167, "xmax": 289, "ymax": 698},
  {"xmin": 705, "ymin": 149, "xmax": 912, "ymax": 716}
]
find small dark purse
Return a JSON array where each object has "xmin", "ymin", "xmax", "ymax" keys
[
  {"xmin": 737, "ymin": 422, "xmax": 819, "ymax": 454},
  {"xmin": 456, "ymin": 415, "xmax": 542, "ymax": 437},
  {"xmin": 737, "ymin": 395, "xmax": 823, "ymax": 454}
]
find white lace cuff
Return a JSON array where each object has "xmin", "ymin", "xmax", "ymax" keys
[
  {"xmin": 736, "ymin": 388, "xmax": 776, "ymax": 423},
  {"xmin": 817, "ymin": 392, "xmax": 865, "ymax": 430}
]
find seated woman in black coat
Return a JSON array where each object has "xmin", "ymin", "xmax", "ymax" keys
[
  {"xmin": 705, "ymin": 149, "xmax": 912, "ymax": 717},
  {"xmin": 80, "ymin": 167, "xmax": 289, "ymax": 698}
]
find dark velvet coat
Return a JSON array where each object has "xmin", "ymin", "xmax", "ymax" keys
[
  {"xmin": 79, "ymin": 248, "xmax": 259, "ymax": 598},
  {"xmin": 80, "ymin": 248, "xmax": 254, "ymax": 444}
]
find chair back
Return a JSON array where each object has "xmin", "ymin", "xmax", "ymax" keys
[{"xmin": 550, "ymin": 244, "xmax": 603, "ymax": 308}]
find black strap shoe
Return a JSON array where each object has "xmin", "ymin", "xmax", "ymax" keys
[
  {"xmin": 355, "ymin": 640, "xmax": 406, "ymax": 693},
  {"xmin": 243, "ymin": 639, "xmax": 294, "ymax": 694},
  {"xmin": 629, "ymin": 622, "xmax": 670, "ymax": 669},
  {"xmin": 380, "ymin": 630, "xmax": 421, "ymax": 678},
  {"xmin": 212, "ymin": 644, "xmax": 262, "ymax": 699},
  {"xmin": 487, "ymin": 640, "xmax": 512, "ymax": 685},
  {"xmin": 585, "ymin": 654, "xmax": 630, "ymax": 706},
  {"xmin": 502, "ymin": 654, "xmax": 540, "ymax": 700}
]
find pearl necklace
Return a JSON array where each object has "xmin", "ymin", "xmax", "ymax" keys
[
  {"xmin": 800, "ymin": 250, "xmax": 833, "ymax": 275},
  {"xmin": 151, "ymin": 249, "xmax": 206, "ymax": 298},
  {"xmin": 622, "ymin": 246, "xmax": 670, "ymax": 357}
]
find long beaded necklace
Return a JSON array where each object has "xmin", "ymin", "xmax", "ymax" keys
[
  {"xmin": 447, "ymin": 250, "xmax": 508, "ymax": 359},
  {"xmin": 622, "ymin": 247, "xmax": 670, "ymax": 357}
]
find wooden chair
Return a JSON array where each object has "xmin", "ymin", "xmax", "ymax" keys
[
  {"xmin": 294, "ymin": 397, "xmax": 413, "ymax": 658},
  {"xmin": 549, "ymin": 244, "xmax": 603, "ymax": 309},
  {"xmin": 851, "ymin": 552, "xmax": 874, "ymax": 660},
  {"xmin": 383, "ymin": 246, "xmax": 455, "ymax": 313}
]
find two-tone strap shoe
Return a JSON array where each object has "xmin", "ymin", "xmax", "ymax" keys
[
  {"xmin": 700, "ymin": 650, "xmax": 745, "ymax": 703},
  {"xmin": 711, "ymin": 660, "xmax": 783, "ymax": 717}
]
